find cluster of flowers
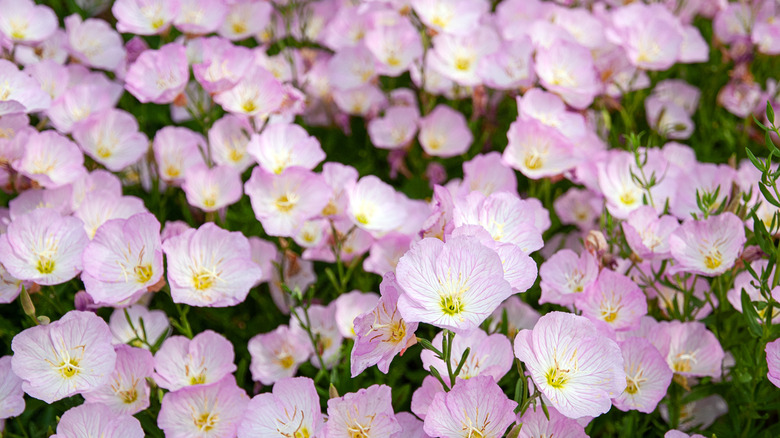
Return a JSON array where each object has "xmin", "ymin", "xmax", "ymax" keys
[{"xmin": 1, "ymin": 0, "xmax": 780, "ymax": 436}]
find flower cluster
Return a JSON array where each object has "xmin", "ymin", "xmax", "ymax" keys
[{"xmin": 0, "ymin": 0, "xmax": 779, "ymax": 436}]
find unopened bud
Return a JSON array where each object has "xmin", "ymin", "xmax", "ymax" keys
[{"xmin": 585, "ymin": 230, "xmax": 608, "ymax": 256}]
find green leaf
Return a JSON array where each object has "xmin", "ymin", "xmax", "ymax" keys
[
  {"xmin": 768, "ymin": 100, "xmax": 776, "ymax": 127},
  {"xmin": 741, "ymin": 289, "xmax": 763, "ymax": 338},
  {"xmin": 745, "ymin": 147, "xmax": 765, "ymax": 172},
  {"xmin": 759, "ymin": 183, "xmax": 780, "ymax": 208}
]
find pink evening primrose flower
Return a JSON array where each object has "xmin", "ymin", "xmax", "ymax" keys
[
  {"xmin": 325, "ymin": 384, "xmax": 401, "ymax": 438},
  {"xmin": 64, "ymin": 15, "xmax": 126, "ymax": 71},
  {"xmin": 424, "ymin": 376, "xmax": 518, "ymax": 438},
  {"xmin": 503, "ymin": 116, "xmax": 579, "ymax": 180},
  {"xmin": 346, "ymin": 175, "xmax": 407, "ymax": 234},
  {"xmin": 651, "ymin": 320, "xmax": 724, "ymax": 378},
  {"xmin": 248, "ymin": 324, "xmax": 312, "ymax": 385},
  {"xmin": 534, "ymin": 40, "xmax": 601, "ymax": 109},
  {"xmin": 13, "ymin": 130, "xmax": 85, "ymax": 188},
  {"xmin": 73, "ymin": 192, "xmax": 147, "ymax": 239},
  {"xmin": 163, "ymin": 223, "xmax": 263, "ymax": 307},
  {"xmin": 154, "ymin": 330, "xmax": 237, "ymax": 391},
  {"xmin": 514, "ymin": 311, "xmax": 626, "ymax": 419},
  {"xmin": 214, "ymin": 66, "xmax": 284, "ymax": 117},
  {"xmin": 153, "ymin": 126, "xmax": 207, "ymax": 185},
  {"xmin": 83, "ymin": 344, "xmax": 154, "ymax": 415},
  {"xmin": 238, "ymin": 377, "xmax": 324, "ymax": 438},
  {"xmin": 0, "ymin": 356, "xmax": 24, "ymax": 420},
  {"xmin": 459, "ymin": 152, "xmax": 517, "ymax": 197},
  {"xmin": 158, "ymin": 375, "xmax": 248, "ymax": 438},
  {"xmin": 0, "ymin": 208, "xmax": 88, "ymax": 286},
  {"xmin": 81, "ymin": 213, "xmax": 163, "ymax": 307},
  {"xmin": 365, "ymin": 19, "xmax": 423, "ymax": 76},
  {"xmin": 478, "ymin": 37, "xmax": 535, "ymax": 90},
  {"xmin": 182, "ymin": 164, "xmax": 243, "ymax": 212},
  {"xmin": 11, "ymin": 310, "xmax": 117, "ymax": 404},
  {"xmin": 125, "ymin": 43, "xmax": 189, "ymax": 104},
  {"xmin": 290, "ymin": 302, "xmax": 343, "ymax": 370},
  {"xmin": 622, "ymin": 206, "xmax": 680, "ymax": 260},
  {"xmin": 553, "ymin": 188, "xmax": 601, "ymax": 231},
  {"xmin": 351, "ymin": 272, "xmax": 419, "ymax": 377},
  {"xmin": 112, "ymin": 0, "xmax": 181, "ymax": 35},
  {"xmin": 488, "ymin": 295, "xmax": 540, "ymax": 337},
  {"xmin": 72, "ymin": 109, "xmax": 148, "ymax": 172},
  {"xmin": 767, "ymin": 338, "xmax": 780, "ymax": 388},
  {"xmin": 0, "ymin": 0, "xmax": 58, "ymax": 43},
  {"xmin": 51, "ymin": 403, "xmax": 144, "ymax": 438},
  {"xmin": 538, "ymin": 249, "xmax": 599, "ymax": 307},
  {"xmin": 191, "ymin": 37, "xmax": 253, "ymax": 94},
  {"xmin": 411, "ymin": 0, "xmax": 487, "ymax": 36},
  {"xmin": 0, "ymin": 59, "xmax": 51, "ymax": 116},
  {"xmin": 668, "ymin": 212, "xmax": 746, "ymax": 277},
  {"xmin": 728, "ymin": 260, "xmax": 780, "ymax": 323},
  {"xmin": 421, "ymin": 328, "xmax": 513, "ymax": 386},
  {"xmin": 428, "ymin": 25, "xmax": 500, "ymax": 87},
  {"xmin": 368, "ymin": 106, "xmax": 420, "ymax": 150},
  {"xmin": 109, "ymin": 305, "xmax": 170, "ymax": 348},
  {"xmin": 208, "ymin": 115, "xmax": 255, "ymax": 172},
  {"xmin": 245, "ymin": 166, "xmax": 331, "ymax": 237},
  {"xmin": 395, "ymin": 236, "xmax": 513, "ymax": 333},
  {"xmin": 575, "ymin": 269, "xmax": 648, "ymax": 332},
  {"xmin": 334, "ymin": 290, "xmax": 380, "ymax": 339},
  {"xmin": 248, "ymin": 122, "xmax": 326, "ymax": 175},
  {"xmin": 46, "ymin": 82, "xmax": 120, "ymax": 134},
  {"xmin": 418, "ymin": 104, "xmax": 473, "ymax": 158},
  {"xmin": 174, "ymin": 0, "xmax": 228, "ymax": 35},
  {"xmin": 607, "ymin": 3, "xmax": 685, "ymax": 71},
  {"xmin": 218, "ymin": 0, "xmax": 273, "ymax": 41},
  {"xmin": 612, "ymin": 337, "xmax": 673, "ymax": 414},
  {"xmin": 517, "ymin": 405, "xmax": 588, "ymax": 438},
  {"xmin": 327, "ymin": 45, "xmax": 379, "ymax": 91}
]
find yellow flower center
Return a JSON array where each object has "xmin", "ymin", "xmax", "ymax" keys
[
  {"xmin": 192, "ymin": 269, "xmax": 217, "ymax": 291},
  {"xmin": 545, "ymin": 364, "xmax": 569, "ymax": 389},
  {"xmin": 189, "ymin": 373, "xmax": 207, "ymax": 385},
  {"xmin": 231, "ymin": 21, "xmax": 247, "ymax": 35},
  {"xmin": 194, "ymin": 412, "xmax": 218, "ymax": 432},
  {"xmin": 59, "ymin": 359, "xmax": 80, "ymax": 379},
  {"xmin": 703, "ymin": 249, "xmax": 723, "ymax": 270},
  {"xmin": 524, "ymin": 153, "xmax": 543, "ymax": 170},
  {"xmin": 440, "ymin": 294, "xmax": 464, "ymax": 317},
  {"xmin": 242, "ymin": 100, "xmax": 257, "ymax": 113},
  {"xmin": 36, "ymin": 257, "xmax": 56, "ymax": 274},
  {"xmin": 275, "ymin": 194, "xmax": 297, "ymax": 213},
  {"xmin": 135, "ymin": 265, "xmax": 154, "ymax": 283},
  {"xmin": 119, "ymin": 387, "xmax": 138, "ymax": 404}
]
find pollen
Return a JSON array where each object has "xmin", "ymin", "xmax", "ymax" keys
[
  {"xmin": 189, "ymin": 372, "xmax": 207, "ymax": 385},
  {"xmin": 96, "ymin": 145, "xmax": 113, "ymax": 159},
  {"xmin": 619, "ymin": 191, "xmax": 636, "ymax": 206},
  {"xmin": 295, "ymin": 428, "xmax": 311, "ymax": 438},
  {"xmin": 119, "ymin": 387, "xmax": 139, "ymax": 404},
  {"xmin": 275, "ymin": 194, "xmax": 297, "ymax": 213},
  {"xmin": 58, "ymin": 359, "xmax": 80, "ymax": 379},
  {"xmin": 134, "ymin": 264, "xmax": 154, "ymax": 283},
  {"xmin": 440, "ymin": 294, "xmax": 465, "ymax": 316},
  {"xmin": 355, "ymin": 212, "xmax": 369, "ymax": 225},
  {"xmin": 151, "ymin": 17, "xmax": 165, "ymax": 30},
  {"xmin": 194, "ymin": 412, "xmax": 218, "ymax": 432},
  {"xmin": 192, "ymin": 269, "xmax": 218, "ymax": 291},
  {"xmin": 277, "ymin": 353, "xmax": 295, "ymax": 369},
  {"xmin": 231, "ymin": 20, "xmax": 247, "ymax": 35},
  {"xmin": 454, "ymin": 57, "xmax": 472, "ymax": 72},
  {"xmin": 703, "ymin": 248, "xmax": 723, "ymax": 270},
  {"xmin": 524, "ymin": 153, "xmax": 543, "ymax": 170},
  {"xmin": 625, "ymin": 378, "xmax": 638, "ymax": 394},
  {"xmin": 545, "ymin": 364, "xmax": 569, "ymax": 389},
  {"xmin": 241, "ymin": 100, "xmax": 257, "ymax": 113},
  {"xmin": 36, "ymin": 257, "xmax": 56, "ymax": 274},
  {"xmin": 386, "ymin": 54, "xmax": 401, "ymax": 67}
]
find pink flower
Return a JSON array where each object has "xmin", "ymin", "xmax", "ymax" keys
[
  {"xmin": 328, "ymin": 45, "xmax": 378, "ymax": 90},
  {"xmin": 539, "ymin": 249, "xmax": 599, "ymax": 307},
  {"xmin": 158, "ymin": 375, "xmax": 248, "ymax": 438},
  {"xmin": 651, "ymin": 320, "xmax": 724, "ymax": 378},
  {"xmin": 365, "ymin": 19, "xmax": 423, "ymax": 76},
  {"xmin": 125, "ymin": 43, "xmax": 189, "ymax": 104},
  {"xmin": 154, "ymin": 330, "xmax": 237, "ymax": 391},
  {"xmin": 72, "ymin": 109, "xmax": 148, "ymax": 171},
  {"xmin": 612, "ymin": 337, "xmax": 673, "ymax": 414},
  {"xmin": 368, "ymin": 106, "xmax": 419, "ymax": 150},
  {"xmin": 411, "ymin": 0, "xmax": 487, "ymax": 35},
  {"xmin": 478, "ymin": 37, "xmax": 535, "ymax": 89},
  {"xmin": 0, "ymin": 356, "xmax": 24, "ymax": 420},
  {"xmin": 396, "ymin": 236, "xmax": 513, "ymax": 333},
  {"xmin": 163, "ymin": 223, "xmax": 262, "ymax": 307},
  {"xmin": 622, "ymin": 206, "xmax": 680, "ymax": 260},
  {"xmin": 109, "ymin": 305, "xmax": 170, "ymax": 348},
  {"xmin": 182, "ymin": 164, "xmax": 243, "ymax": 212},
  {"xmin": 554, "ymin": 188, "xmax": 601, "ymax": 231},
  {"xmin": 291, "ymin": 302, "xmax": 343, "ymax": 369},
  {"xmin": 174, "ymin": 0, "xmax": 228, "ymax": 35},
  {"xmin": 728, "ymin": 260, "xmax": 780, "ymax": 323},
  {"xmin": 503, "ymin": 117, "xmax": 579, "ymax": 179},
  {"xmin": 153, "ymin": 126, "xmax": 207, "ymax": 184},
  {"xmin": 83, "ymin": 344, "xmax": 154, "ymax": 415},
  {"xmin": 0, "ymin": 60, "xmax": 51, "ymax": 116},
  {"xmin": 607, "ymin": 3, "xmax": 685, "ymax": 70},
  {"xmin": 218, "ymin": 0, "xmax": 273, "ymax": 41},
  {"xmin": 52, "ymin": 403, "xmax": 143, "ymax": 438},
  {"xmin": 670, "ymin": 162, "xmax": 735, "ymax": 219},
  {"xmin": 208, "ymin": 115, "xmax": 254, "ymax": 172},
  {"xmin": 364, "ymin": 233, "xmax": 413, "ymax": 276},
  {"xmin": 47, "ymin": 82, "xmax": 120, "ymax": 133},
  {"xmin": 411, "ymin": 375, "xmax": 445, "ymax": 420},
  {"xmin": 516, "ymin": 405, "xmax": 587, "ymax": 438},
  {"xmin": 192, "ymin": 37, "xmax": 253, "ymax": 94},
  {"xmin": 112, "ymin": 0, "xmax": 180, "ymax": 35},
  {"xmin": 767, "ymin": 338, "xmax": 780, "ymax": 388},
  {"xmin": 669, "ymin": 213, "xmax": 746, "ymax": 277},
  {"xmin": 248, "ymin": 123, "xmax": 326, "ymax": 174},
  {"xmin": 534, "ymin": 40, "xmax": 601, "ymax": 109},
  {"xmin": 81, "ymin": 213, "xmax": 162, "ymax": 307},
  {"xmin": 11, "ymin": 311, "xmax": 117, "ymax": 403},
  {"xmin": 13, "ymin": 130, "xmax": 85, "ymax": 188},
  {"xmin": 248, "ymin": 325, "xmax": 312, "ymax": 385},
  {"xmin": 334, "ymin": 290, "xmax": 380, "ymax": 339},
  {"xmin": 64, "ymin": 15, "xmax": 126, "ymax": 71},
  {"xmin": 596, "ymin": 150, "xmax": 673, "ymax": 219},
  {"xmin": 418, "ymin": 104, "xmax": 473, "ymax": 158},
  {"xmin": 0, "ymin": 0, "xmax": 57, "ymax": 43},
  {"xmin": 459, "ymin": 152, "xmax": 517, "ymax": 197},
  {"xmin": 424, "ymin": 376, "xmax": 517, "ymax": 438},
  {"xmin": 0, "ymin": 208, "xmax": 88, "ymax": 286},
  {"xmin": 514, "ymin": 312, "xmax": 626, "ymax": 418},
  {"xmin": 351, "ymin": 272, "xmax": 418, "ymax": 377},
  {"xmin": 575, "ymin": 269, "xmax": 648, "ymax": 332},
  {"xmin": 326, "ymin": 384, "xmax": 401, "ymax": 438},
  {"xmin": 214, "ymin": 66, "xmax": 284, "ymax": 116},
  {"xmin": 422, "ymin": 328, "xmax": 513, "ymax": 385},
  {"xmin": 74, "ymin": 192, "xmax": 147, "ymax": 239},
  {"xmin": 238, "ymin": 377, "xmax": 324, "ymax": 438},
  {"xmin": 488, "ymin": 295, "xmax": 540, "ymax": 336},
  {"xmin": 245, "ymin": 166, "xmax": 331, "ymax": 237},
  {"xmin": 659, "ymin": 394, "xmax": 728, "ymax": 431},
  {"xmin": 332, "ymin": 84, "xmax": 387, "ymax": 116},
  {"xmin": 347, "ymin": 175, "xmax": 407, "ymax": 234}
]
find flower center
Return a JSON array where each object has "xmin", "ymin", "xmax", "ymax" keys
[
  {"xmin": 192, "ymin": 269, "xmax": 218, "ymax": 291},
  {"xmin": 275, "ymin": 194, "xmax": 298, "ymax": 213},
  {"xmin": 36, "ymin": 257, "xmax": 56, "ymax": 274},
  {"xmin": 194, "ymin": 412, "xmax": 218, "ymax": 431},
  {"xmin": 440, "ymin": 294, "xmax": 464, "ymax": 316},
  {"xmin": 703, "ymin": 248, "xmax": 723, "ymax": 270},
  {"xmin": 545, "ymin": 364, "xmax": 569, "ymax": 389},
  {"xmin": 135, "ymin": 264, "xmax": 154, "ymax": 283},
  {"xmin": 58, "ymin": 359, "xmax": 80, "ymax": 379}
]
